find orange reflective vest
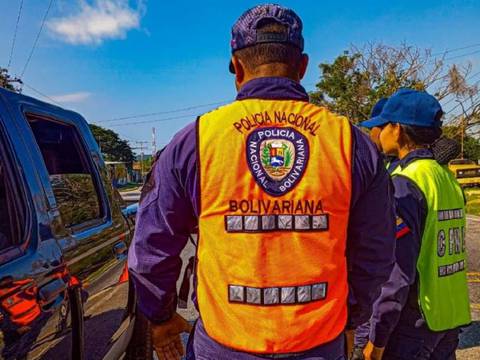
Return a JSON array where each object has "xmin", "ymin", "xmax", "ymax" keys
[{"xmin": 197, "ymin": 99, "xmax": 353, "ymax": 354}]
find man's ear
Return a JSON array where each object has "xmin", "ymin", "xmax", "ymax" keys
[
  {"xmin": 393, "ymin": 123, "xmax": 403, "ymax": 143},
  {"xmin": 232, "ymin": 56, "xmax": 245, "ymax": 87},
  {"xmin": 299, "ymin": 53, "xmax": 309, "ymax": 80}
]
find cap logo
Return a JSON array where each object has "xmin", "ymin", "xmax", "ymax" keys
[
  {"xmin": 247, "ymin": 127, "xmax": 309, "ymax": 196},
  {"xmin": 256, "ymin": 32, "xmax": 288, "ymax": 44}
]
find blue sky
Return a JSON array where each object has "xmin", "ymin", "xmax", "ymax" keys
[{"xmin": 1, "ymin": 0, "xmax": 480, "ymax": 152}]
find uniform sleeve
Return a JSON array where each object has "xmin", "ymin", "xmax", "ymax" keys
[
  {"xmin": 128, "ymin": 122, "xmax": 198, "ymax": 324},
  {"xmin": 347, "ymin": 127, "xmax": 396, "ymax": 329},
  {"xmin": 368, "ymin": 175, "xmax": 427, "ymax": 347}
]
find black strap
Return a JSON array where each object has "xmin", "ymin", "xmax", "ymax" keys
[{"xmin": 178, "ymin": 256, "xmax": 195, "ymax": 309}]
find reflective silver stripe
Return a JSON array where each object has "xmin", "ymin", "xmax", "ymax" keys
[
  {"xmin": 438, "ymin": 209, "xmax": 464, "ymax": 221},
  {"xmin": 312, "ymin": 215, "xmax": 329, "ymax": 230},
  {"xmin": 229, "ymin": 285, "xmax": 245, "ymax": 302},
  {"xmin": 225, "ymin": 214, "xmax": 329, "ymax": 232},
  {"xmin": 263, "ymin": 287, "xmax": 280, "ymax": 304},
  {"xmin": 228, "ymin": 283, "xmax": 328, "ymax": 305},
  {"xmin": 297, "ymin": 286, "xmax": 312, "ymax": 303},
  {"xmin": 246, "ymin": 287, "xmax": 262, "ymax": 304},
  {"xmin": 281, "ymin": 287, "xmax": 296, "ymax": 304},
  {"xmin": 278, "ymin": 215, "xmax": 293, "ymax": 229},
  {"xmin": 244, "ymin": 216, "xmax": 259, "ymax": 231},
  {"xmin": 312, "ymin": 283, "xmax": 327, "ymax": 300},
  {"xmin": 262, "ymin": 215, "xmax": 276, "ymax": 230},
  {"xmin": 438, "ymin": 260, "xmax": 465, "ymax": 277},
  {"xmin": 295, "ymin": 215, "xmax": 310, "ymax": 230},
  {"xmin": 226, "ymin": 216, "xmax": 243, "ymax": 232}
]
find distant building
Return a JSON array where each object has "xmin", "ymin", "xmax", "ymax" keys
[{"xmin": 105, "ymin": 161, "xmax": 129, "ymax": 187}]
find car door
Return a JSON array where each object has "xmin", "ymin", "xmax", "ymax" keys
[
  {"xmin": 0, "ymin": 94, "xmax": 76, "ymax": 359},
  {"xmin": 4, "ymin": 91, "xmax": 133, "ymax": 359}
]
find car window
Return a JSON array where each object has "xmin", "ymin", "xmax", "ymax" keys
[
  {"xmin": 0, "ymin": 133, "xmax": 27, "ymax": 253},
  {"xmin": 27, "ymin": 116, "xmax": 105, "ymax": 229}
]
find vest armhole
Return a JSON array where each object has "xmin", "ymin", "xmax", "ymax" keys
[
  {"xmin": 195, "ymin": 116, "xmax": 202, "ymax": 215},
  {"xmin": 391, "ymin": 173, "xmax": 428, "ymax": 240}
]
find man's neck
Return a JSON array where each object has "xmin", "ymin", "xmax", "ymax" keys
[{"xmin": 241, "ymin": 65, "xmax": 300, "ymax": 86}]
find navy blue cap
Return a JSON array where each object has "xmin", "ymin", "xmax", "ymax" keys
[
  {"xmin": 360, "ymin": 88, "xmax": 443, "ymax": 128},
  {"xmin": 360, "ymin": 98, "xmax": 388, "ymax": 129},
  {"xmin": 229, "ymin": 4, "xmax": 304, "ymax": 73}
]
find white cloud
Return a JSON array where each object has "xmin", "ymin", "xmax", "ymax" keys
[
  {"xmin": 47, "ymin": 0, "xmax": 143, "ymax": 45},
  {"xmin": 50, "ymin": 91, "xmax": 92, "ymax": 103}
]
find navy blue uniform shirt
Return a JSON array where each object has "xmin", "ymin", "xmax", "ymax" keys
[
  {"xmin": 368, "ymin": 149, "xmax": 435, "ymax": 347},
  {"xmin": 128, "ymin": 77, "xmax": 396, "ymax": 358}
]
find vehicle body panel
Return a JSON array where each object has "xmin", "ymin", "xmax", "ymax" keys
[
  {"xmin": 0, "ymin": 88, "xmax": 135, "ymax": 359},
  {"xmin": 448, "ymin": 159, "xmax": 480, "ymax": 188}
]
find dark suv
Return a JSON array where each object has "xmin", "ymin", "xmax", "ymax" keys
[{"xmin": 0, "ymin": 87, "xmax": 139, "ymax": 359}]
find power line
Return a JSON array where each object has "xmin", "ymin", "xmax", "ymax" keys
[
  {"xmin": 444, "ymin": 49, "xmax": 480, "ymax": 62},
  {"xmin": 432, "ymin": 42, "xmax": 480, "ymax": 57},
  {"xmin": 99, "ymin": 100, "xmax": 230, "ymax": 123},
  {"xmin": 22, "ymin": 82, "xmax": 61, "ymax": 106},
  {"xmin": 101, "ymin": 81, "xmax": 316, "ymax": 124},
  {"xmin": 7, "ymin": 0, "xmax": 24, "ymax": 71},
  {"xmin": 20, "ymin": 0, "xmax": 54, "ymax": 79},
  {"xmin": 445, "ymin": 97, "xmax": 480, "ymax": 126},
  {"xmin": 108, "ymin": 113, "xmax": 198, "ymax": 127},
  {"xmin": 439, "ymin": 69, "xmax": 480, "ymax": 108},
  {"xmin": 444, "ymin": 82, "xmax": 480, "ymax": 116},
  {"xmin": 99, "ymin": 45, "xmax": 480, "ymax": 125}
]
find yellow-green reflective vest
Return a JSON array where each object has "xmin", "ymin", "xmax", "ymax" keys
[{"xmin": 392, "ymin": 159, "xmax": 471, "ymax": 331}]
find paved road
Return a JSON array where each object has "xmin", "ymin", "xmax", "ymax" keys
[
  {"xmin": 457, "ymin": 215, "xmax": 480, "ymax": 359},
  {"xmin": 176, "ymin": 217, "xmax": 480, "ymax": 358}
]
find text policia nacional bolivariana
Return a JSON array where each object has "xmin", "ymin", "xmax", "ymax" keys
[
  {"xmin": 229, "ymin": 110, "xmax": 327, "ymax": 218},
  {"xmin": 233, "ymin": 110, "xmax": 321, "ymax": 136}
]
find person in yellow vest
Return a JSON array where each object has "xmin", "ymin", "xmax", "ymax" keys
[
  {"xmin": 359, "ymin": 88, "xmax": 471, "ymax": 360},
  {"xmin": 362, "ymin": 98, "xmax": 400, "ymax": 174},
  {"xmin": 128, "ymin": 4, "xmax": 397, "ymax": 359}
]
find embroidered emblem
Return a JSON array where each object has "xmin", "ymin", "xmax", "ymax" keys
[
  {"xmin": 396, "ymin": 216, "xmax": 411, "ymax": 239},
  {"xmin": 246, "ymin": 127, "xmax": 309, "ymax": 196}
]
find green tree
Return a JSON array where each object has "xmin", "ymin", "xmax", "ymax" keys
[
  {"xmin": 89, "ymin": 124, "xmax": 135, "ymax": 165},
  {"xmin": 0, "ymin": 67, "xmax": 21, "ymax": 92},
  {"xmin": 310, "ymin": 43, "xmax": 477, "ymax": 124}
]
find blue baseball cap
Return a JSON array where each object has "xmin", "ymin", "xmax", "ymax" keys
[
  {"xmin": 360, "ymin": 88, "xmax": 443, "ymax": 128},
  {"xmin": 359, "ymin": 98, "xmax": 388, "ymax": 129},
  {"xmin": 371, "ymin": 97, "xmax": 388, "ymax": 117},
  {"xmin": 229, "ymin": 4, "xmax": 304, "ymax": 73}
]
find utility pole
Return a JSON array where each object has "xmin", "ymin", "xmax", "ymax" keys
[
  {"xmin": 133, "ymin": 140, "xmax": 149, "ymax": 181},
  {"xmin": 461, "ymin": 115, "xmax": 465, "ymax": 159},
  {"xmin": 152, "ymin": 127, "xmax": 157, "ymax": 157},
  {"xmin": 456, "ymin": 100, "xmax": 468, "ymax": 160}
]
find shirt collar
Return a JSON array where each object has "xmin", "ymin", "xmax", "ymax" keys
[
  {"xmin": 399, "ymin": 148, "xmax": 434, "ymax": 169},
  {"xmin": 236, "ymin": 77, "xmax": 309, "ymax": 102}
]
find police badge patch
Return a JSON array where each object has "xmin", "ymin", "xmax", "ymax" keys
[{"xmin": 246, "ymin": 127, "xmax": 309, "ymax": 196}]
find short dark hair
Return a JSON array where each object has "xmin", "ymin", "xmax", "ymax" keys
[
  {"xmin": 401, "ymin": 125, "xmax": 443, "ymax": 146},
  {"xmin": 234, "ymin": 21, "xmax": 303, "ymax": 73}
]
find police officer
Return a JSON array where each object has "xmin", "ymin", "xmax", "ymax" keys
[
  {"xmin": 360, "ymin": 98, "xmax": 460, "ymax": 177},
  {"xmin": 359, "ymin": 88, "xmax": 471, "ymax": 360},
  {"xmin": 128, "ymin": 4, "xmax": 396, "ymax": 359},
  {"xmin": 361, "ymin": 98, "xmax": 400, "ymax": 174}
]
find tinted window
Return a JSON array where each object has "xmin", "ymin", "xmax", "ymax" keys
[
  {"xmin": 28, "ymin": 116, "xmax": 104, "ymax": 229},
  {"xmin": 0, "ymin": 161, "xmax": 14, "ymax": 250},
  {"xmin": 0, "ymin": 135, "xmax": 26, "ymax": 252}
]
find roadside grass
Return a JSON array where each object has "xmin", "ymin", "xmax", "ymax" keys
[{"xmin": 465, "ymin": 188, "xmax": 480, "ymax": 216}]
